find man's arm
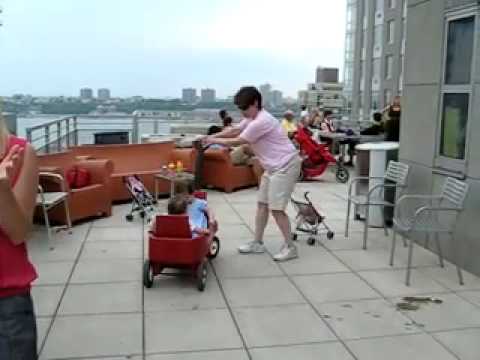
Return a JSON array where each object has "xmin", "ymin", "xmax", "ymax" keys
[
  {"xmin": 205, "ymin": 136, "xmax": 248, "ymax": 147},
  {"xmin": 210, "ymin": 126, "xmax": 242, "ymax": 139}
]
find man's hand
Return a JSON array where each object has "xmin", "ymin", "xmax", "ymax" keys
[{"xmin": 0, "ymin": 145, "xmax": 24, "ymax": 189}]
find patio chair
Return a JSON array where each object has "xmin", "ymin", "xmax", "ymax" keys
[
  {"xmin": 345, "ymin": 161, "xmax": 410, "ymax": 250},
  {"xmin": 36, "ymin": 172, "xmax": 72, "ymax": 242},
  {"xmin": 389, "ymin": 177, "xmax": 469, "ymax": 286}
]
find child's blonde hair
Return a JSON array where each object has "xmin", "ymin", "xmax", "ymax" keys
[
  {"xmin": 173, "ymin": 178, "xmax": 195, "ymax": 195},
  {"xmin": 167, "ymin": 195, "xmax": 188, "ymax": 215}
]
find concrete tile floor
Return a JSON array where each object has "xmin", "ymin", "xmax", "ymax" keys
[{"xmin": 28, "ymin": 181, "xmax": 480, "ymax": 359}]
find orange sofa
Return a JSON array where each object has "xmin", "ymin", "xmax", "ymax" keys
[
  {"xmin": 202, "ymin": 148, "xmax": 257, "ymax": 193},
  {"xmin": 37, "ymin": 151, "xmax": 114, "ymax": 224},
  {"xmin": 71, "ymin": 142, "xmax": 196, "ymax": 201}
]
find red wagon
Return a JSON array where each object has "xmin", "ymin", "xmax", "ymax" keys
[{"xmin": 143, "ymin": 193, "xmax": 220, "ymax": 291}]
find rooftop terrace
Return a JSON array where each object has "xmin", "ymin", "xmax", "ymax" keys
[{"xmin": 31, "ymin": 174, "xmax": 480, "ymax": 360}]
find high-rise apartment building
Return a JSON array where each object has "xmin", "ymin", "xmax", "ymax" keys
[
  {"xmin": 80, "ymin": 88, "xmax": 93, "ymax": 100},
  {"xmin": 182, "ymin": 88, "xmax": 197, "ymax": 104},
  {"xmin": 316, "ymin": 67, "xmax": 339, "ymax": 83},
  {"xmin": 343, "ymin": 0, "xmax": 407, "ymax": 120},
  {"xmin": 97, "ymin": 88, "xmax": 111, "ymax": 100},
  {"xmin": 200, "ymin": 88, "xmax": 216, "ymax": 103},
  {"xmin": 270, "ymin": 90, "xmax": 283, "ymax": 108},
  {"xmin": 259, "ymin": 84, "xmax": 272, "ymax": 106}
]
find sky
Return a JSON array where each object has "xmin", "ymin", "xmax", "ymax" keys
[{"xmin": 0, "ymin": 0, "xmax": 346, "ymax": 98}]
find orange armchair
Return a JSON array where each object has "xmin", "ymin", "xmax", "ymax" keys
[{"xmin": 37, "ymin": 151, "xmax": 114, "ymax": 225}]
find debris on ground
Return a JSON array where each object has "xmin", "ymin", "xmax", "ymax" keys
[{"xmin": 396, "ymin": 296, "xmax": 443, "ymax": 311}]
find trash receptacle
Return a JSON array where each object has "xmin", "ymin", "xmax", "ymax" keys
[
  {"xmin": 354, "ymin": 142, "xmax": 399, "ymax": 227},
  {"xmin": 354, "ymin": 146, "xmax": 370, "ymax": 220}
]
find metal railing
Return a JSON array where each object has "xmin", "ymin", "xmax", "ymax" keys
[{"xmin": 25, "ymin": 115, "xmax": 218, "ymax": 153}]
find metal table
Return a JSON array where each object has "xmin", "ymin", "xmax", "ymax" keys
[
  {"xmin": 154, "ymin": 171, "xmax": 195, "ymax": 199},
  {"xmin": 317, "ymin": 131, "xmax": 384, "ymax": 164}
]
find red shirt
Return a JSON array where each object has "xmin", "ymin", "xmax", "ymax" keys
[{"xmin": 0, "ymin": 136, "xmax": 37, "ymax": 297}]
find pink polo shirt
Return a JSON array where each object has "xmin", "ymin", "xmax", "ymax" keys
[{"xmin": 238, "ymin": 109, "xmax": 298, "ymax": 172}]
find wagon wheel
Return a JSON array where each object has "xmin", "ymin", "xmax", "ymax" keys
[
  {"xmin": 208, "ymin": 237, "xmax": 220, "ymax": 259},
  {"xmin": 143, "ymin": 260, "xmax": 154, "ymax": 288},
  {"xmin": 196, "ymin": 260, "xmax": 208, "ymax": 291}
]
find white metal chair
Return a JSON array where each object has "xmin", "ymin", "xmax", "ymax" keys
[
  {"xmin": 390, "ymin": 177, "xmax": 469, "ymax": 286},
  {"xmin": 345, "ymin": 161, "xmax": 410, "ymax": 249},
  {"xmin": 36, "ymin": 172, "xmax": 72, "ymax": 241}
]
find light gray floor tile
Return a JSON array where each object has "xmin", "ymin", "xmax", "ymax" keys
[
  {"xmin": 250, "ymin": 342, "xmax": 354, "ymax": 360},
  {"xmin": 59, "ymin": 282, "xmax": 142, "ymax": 315},
  {"xmin": 433, "ymin": 328, "xmax": 480, "ymax": 360},
  {"xmin": 145, "ymin": 309, "xmax": 242, "ymax": 353},
  {"xmin": 315, "ymin": 299, "xmax": 418, "ymax": 340},
  {"xmin": 233, "ymin": 304, "xmax": 336, "ymax": 347},
  {"xmin": 456, "ymin": 290, "xmax": 480, "ymax": 307},
  {"xmin": 81, "ymin": 241, "xmax": 143, "ymax": 260},
  {"xmin": 146, "ymin": 350, "xmax": 249, "ymax": 360},
  {"xmin": 28, "ymin": 230, "xmax": 85, "ymax": 263},
  {"xmin": 334, "ymin": 248, "xmax": 407, "ymax": 271},
  {"xmin": 33, "ymin": 261, "xmax": 74, "ymax": 285},
  {"xmin": 71, "ymin": 259, "xmax": 142, "ymax": 283},
  {"xmin": 322, "ymin": 231, "xmax": 392, "ymax": 251},
  {"xmin": 31, "ymin": 285, "xmax": 64, "ymax": 317},
  {"xmin": 358, "ymin": 269, "xmax": 449, "ymax": 297},
  {"xmin": 87, "ymin": 226, "xmax": 143, "ymax": 242},
  {"xmin": 222, "ymin": 277, "xmax": 305, "ymax": 307},
  {"xmin": 293, "ymin": 273, "xmax": 381, "ymax": 303},
  {"xmin": 42, "ymin": 314, "xmax": 142, "ymax": 359},
  {"xmin": 144, "ymin": 274, "xmax": 226, "ymax": 312},
  {"xmin": 347, "ymin": 334, "xmax": 458, "ymax": 360},
  {"xmin": 398, "ymin": 293, "xmax": 480, "ymax": 332},
  {"xmin": 420, "ymin": 265, "xmax": 480, "ymax": 291},
  {"xmin": 276, "ymin": 245, "xmax": 350, "ymax": 275},
  {"xmin": 216, "ymin": 224, "xmax": 253, "ymax": 240},
  {"xmin": 36, "ymin": 317, "xmax": 51, "ymax": 353},
  {"xmin": 213, "ymin": 252, "xmax": 283, "ymax": 279}
]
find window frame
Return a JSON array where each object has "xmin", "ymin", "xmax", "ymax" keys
[{"xmin": 435, "ymin": 10, "xmax": 477, "ymax": 173}]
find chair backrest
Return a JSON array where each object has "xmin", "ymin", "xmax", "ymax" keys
[
  {"xmin": 385, "ymin": 161, "xmax": 410, "ymax": 186},
  {"xmin": 441, "ymin": 177, "xmax": 469, "ymax": 209},
  {"xmin": 154, "ymin": 215, "xmax": 192, "ymax": 238}
]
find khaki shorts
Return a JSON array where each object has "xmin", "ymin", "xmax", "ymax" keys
[{"xmin": 258, "ymin": 156, "xmax": 302, "ymax": 211}]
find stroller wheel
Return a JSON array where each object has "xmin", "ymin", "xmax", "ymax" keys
[
  {"xmin": 140, "ymin": 211, "xmax": 146, "ymax": 219},
  {"xmin": 196, "ymin": 260, "xmax": 208, "ymax": 292},
  {"xmin": 208, "ymin": 237, "xmax": 220, "ymax": 259},
  {"xmin": 327, "ymin": 231, "xmax": 335, "ymax": 240},
  {"xmin": 125, "ymin": 214, "xmax": 134, "ymax": 222},
  {"xmin": 335, "ymin": 167, "xmax": 350, "ymax": 183},
  {"xmin": 143, "ymin": 260, "xmax": 154, "ymax": 288},
  {"xmin": 307, "ymin": 237, "xmax": 316, "ymax": 246},
  {"xmin": 292, "ymin": 234, "xmax": 298, "ymax": 242}
]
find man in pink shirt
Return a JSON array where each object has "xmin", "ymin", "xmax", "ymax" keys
[{"xmin": 205, "ymin": 86, "xmax": 301, "ymax": 261}]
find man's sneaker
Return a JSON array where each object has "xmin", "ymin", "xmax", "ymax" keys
[
  {"xmin": 238, "ymin": 241, "xmax": 266, "ymax": 254},
  {"xmin": 273, "ymin": 245, "xmax": 298, "ymax": 262}
]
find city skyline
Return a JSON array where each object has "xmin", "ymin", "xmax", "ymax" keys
[{"xmin": 0, "ymin": 0, "xmax": 346, "ymax": 98}]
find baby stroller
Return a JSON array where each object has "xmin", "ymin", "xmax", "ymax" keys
[
  {"xmin": 123, "ymin": 175, "xmax": 156, "ymax": 222},
  {"xmin": 294, "ymin": 127, "xmax": 349, "ymax": 183},
  {"xmin": 144, "ymin": 191, "xmax": 220, "ymax": 291},
  {"xmin": 291, "ymin": 191, "xmax": 334, "ymax": 246}
]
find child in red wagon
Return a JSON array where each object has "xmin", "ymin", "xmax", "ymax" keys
[{"xmin": 167, "ymin": 179, "xmax": 217, "ymax": 236}]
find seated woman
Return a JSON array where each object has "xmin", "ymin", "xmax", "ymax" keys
[{"xmin": 280, "ymin": 110, "xmax": 297, "ymax": 139}]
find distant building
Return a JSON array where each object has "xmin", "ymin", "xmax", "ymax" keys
[
  {"xmin": 343, "ymin": 0, "xmax": 407, "ymax": 120},
  {"xmin": 316, "ymin": 67, "xmax": 339, "ymax": 83},
  {"xmin": 200, "ymin": 88, "xmax": 216, "ymax": 103},
  {"xmin": 80, "ymin": 88, "xmax": 93, "ymax": 100},
  {"xmin": 270, "ymin": 90, "xmax": 283, "ymax": 108},
  {"xmin": 299, "ymin": 67, "xmax": 345, "ymax": 113},
  {"xmin": 259, "ymin": 84, "xmax": 272, "ymax": 106},
  {"xmin": 300, "ymin": 82, "xmax": 345, "ymax": 113},
  {"xmin": 182, "ymin": 88, "xmax": 197, "ymax": 104},
  {"xmin": 97, "ymin": 88, "xmax": 111, "ymax": 100}
]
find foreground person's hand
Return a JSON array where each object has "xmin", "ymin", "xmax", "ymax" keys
[{"xmin": 0, "ymin": 145, "xmax": 24, "ymax": 189}]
